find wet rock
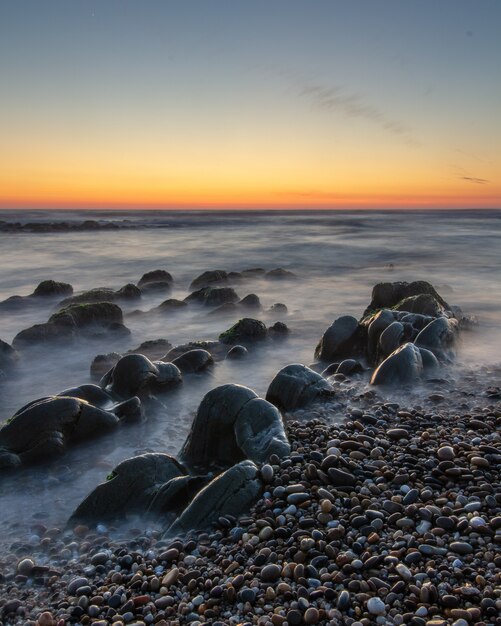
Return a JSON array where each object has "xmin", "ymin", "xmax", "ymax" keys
[
  {"xmin": 366, "ymin": 309, "xmax": 398, "ymax": 361},
  {"xmin": 89, "ymin": 352, "xmax": 122, "ymax": 380},
  {"xmin": 0, "ymin": 338, "xmax": 18, "ymax": 371},
  {"xmin": 32, "ymin": 280, "xmax": 73, "ymax": 297},
  {"xmin": 239, "ymin": 293, "xmax": 261, "ymax": 309},
  {"xmin": 180, "ymin": 384, "xmax": 290, "ymax": 470},
  {"xmin": 266, "ymin": 363, "xmax": 334, "ymax": 411},
  {"xmin": 378, "ymin": 321, "xmax": 405, "ymax": 358},
  {"xmin": 268, "ymin": 321, "xmax": 289, "ymax": 338},
  {"xmin": 154, "ymin": 298, "xmax": 188, "ymax": 312},
  {"xmin": 314, "ymin": 315, "xmax": 361, "ymax": 361},
  {"xmin": 69, "ymin": 453, "xmax": 190, "ymax": 524},
  {"xmin": 269, "ymin": 302, "xmax": 288, "ymax": 313},
  {"xmin": 190, "ymin": 270, "xmax": 228, "ymax": 290},
  {"xmin": 0, "ymin": 396, "xmax": 136, "ymax": 469},
  {"xmin": 265, "ymin": 268, "xmax": 297, "ymax": 280},
  {"xmin": 370, "ymin": 342, "xmax": 423, "ymax": 386},
  {"xmin": 185, "ymin": 286, "xmax": 239, "ymax": 307},
  {"xmin": 171, "ymin": 349, "xmax": 213, "ymax": 374},
  {"xmin": 100, "ymin": 354, "xmax": 182, "ymax": 399},
  {"xmin": 335, "ymin": 358, "xmax": 364, "ymax": 376},
  {"xmin": 59, "ymin": 285, "xmax": 141, "ymax": 307},
  {"xmin": 164, "ymin": 340, "xmax": 229, "ymax": 361},
  {"xmin": 50, "ymin": 301, "xmax": 125, "ymax": 329},
  {"xmin": 138, "ymin": 269, "xmax": 173, "ymax": 288},
  {"xmin": 226, "ymin": 345, "xmax": 248, "ymax": 360},
  {"xmin": 128, "ymin": 338, "xmax": 172, "ymax": 360},
  {"xmin": 363, "ymin": 280, "xmax": 451, "ymax": 317},
  {"xmin": 395, "ymin": 293, "xmax": 446, "ymax": 317},
  {"xmin": 415, "ymin": 316, "xmax": 458, "ymax": 360},
  {"xmin": 219, "ymin": 318, "xmax": 267, "ymax": 345},
  {"xmin": 166, "ymin": 460, "xmax": 262, "ymax": 535}
]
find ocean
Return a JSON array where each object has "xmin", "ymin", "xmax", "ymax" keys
[{"xmin": 1, "ymin": 208, "xmax": 500, "ymax": 542}]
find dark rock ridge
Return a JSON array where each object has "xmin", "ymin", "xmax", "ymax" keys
[
  {"xmin": 0, "ymin": 338, "xmax": 18, "ymax": 373},
  {"xmin": 12, "ymin": 302, "xmax": 129, "ymax": 348},
  {"xmin": 0, "ymin": 395, "xmax": 141, "ymax": 470},
  {"xmin": 58, "ymin": 284, "xmax": 141, "ymax": 307},
  {"xmin": 315, "ymin": 280, "xmax": 466, "ymax": 387}
]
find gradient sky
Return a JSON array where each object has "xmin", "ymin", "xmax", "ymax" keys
[{"xmin": 1, "ymin": 0, "xmax": 500, "ymax": 209}]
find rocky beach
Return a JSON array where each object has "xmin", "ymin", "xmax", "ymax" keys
[{"xmin": 0, "ymin": 210, "xmax": 500, "ymax": 626}]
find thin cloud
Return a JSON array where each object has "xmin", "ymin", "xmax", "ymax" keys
[
  {"xmin": 298, "ymin": 82, "xmax": 419, "ymax": 146},
  {"xmin": 460, "ymin": 175, "xmax": 489, "ymax": 185}
]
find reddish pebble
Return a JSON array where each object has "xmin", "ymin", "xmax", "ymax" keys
[{"xmin": 133, "ymin": 595, "xmax": 150, "ymax": 606}]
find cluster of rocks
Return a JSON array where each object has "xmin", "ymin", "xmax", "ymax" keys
[
  {"xmin": 0, "ymin": 368, "xmax": 499, "ymax": 626},
  {"xmin": 0, "ymin": 220, "xmax": 133, "ymax": 233},
  {"xmin": 314, "ymin": 281, "xmax": 470, "ymax": 387}
]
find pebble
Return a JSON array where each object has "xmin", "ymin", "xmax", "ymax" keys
[
  {"xmin": 367, "ymin": 597, "xmax": 386, "ymax": 615},
  {"xmin": 437, "ymin": 445, "xmax": 454, "ymax": 460},
  {"xmin": 260, "ymin": 564, "xmax": 281, "ymax": 582},
  {"xmin": 261, "ymin": 464, "xmax": 274, "ymax": 483}
]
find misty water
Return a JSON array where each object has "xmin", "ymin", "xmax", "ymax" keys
[{"xmin": 1, "ymin": 209, "xmax": 501, "ymax": 546}]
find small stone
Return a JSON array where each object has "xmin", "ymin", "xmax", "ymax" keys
[
  {"xmin": 37, "ymin": 612, "xmax": 55, "ymax": 626},
  {"xmin": 450, "ymin": 541, "xmax": 473, "ymax": 555},
  {"xmin": 367, "ymin": 597, "xmax": 386, "ymax": 615},
  {"xmin": 68, "ymin": 576, "xmax": 88, "ymax": 595},
  {"xmin": 396, "ymin": 563, "xmax": 412, "ymax": 581},
  {"xmin": 260, "ymin": 564, "xmax": 281, "ymax": 582},
  {"xmin": 304, "ymin": 607, "xmax": 319, "ymax": 624},
  {"xmin": 261, "ymin": 464, "xmax": 274, "ymax": 483},
  {"xmin": 17, "ymin": 558, "xmax": 35, "ymax": 576},
  {"xmin": 437, "ymin": 446, "xmax": 454, "ymax": 460}
]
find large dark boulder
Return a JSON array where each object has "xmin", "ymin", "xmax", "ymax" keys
[
  {"xmin": 190, "ymin": 270, "xmax": 228, "ymax": 290},
  {"xmin": 166, "ymin": 460, "xmax": 262, "ymax": 536},
  {"xmin": 59, "ymin": 285, "xmax": 141, "ymax": 307},
  {"xmin": 180, "ymin": 384, "xmax": 290, "ymax": 470},
  {"xmin": 100, "ymin": 354, "xmax": 182, "ymax": 400},
  {"xmin": 239, "ymin": 294, "xmax": 261, "ymax": 310},
  {"xmin": 12, "ymin": 322, "xmax": 74, "ymax": 348},
  {"xmin": 378, "ymin": 321, "xmax": 405, "ymax": 359},
  {"xmin": 370, "ymin": 342, "xmax": 424, "ymax": 386},
  {"xmin": 363, "ymin": 281, "xmax": 450, "ymax": 317},
  {"xmin": 69, "ymin": 453, "xmax": 188, "ymax": 524},
  {"xmin": 219, "ymin": 318, "xmax": 267, "ymax": 345},
  {"xmin": 49, "ymin": 301, "xmax": 124, "ymax": 328},
  {"xmin": 314, "ymin": 315, "xmax": 361, "ymax": 361},
  {"xmin": 171, "ymin": 349, "xmax": 213, "ymax": 374},
  {"xmin": 415, "ymin": 317, "xmax": 458, "ymax": 361},
  {"xmin": 138, "ymin": 270, "xmax": 173, "ymax": 288},
  {"xmin": 32, "ymin": 280, "xmax": 73, "ymax": 297},
  {"xmin": 266, "ymin": 363, "xmax": 334, "ymax": 412},
  {"xmin": 0, "ymin": 396, "xmax": 136, "ymax": 469},
  {"xmin": 394, "ymin": 293, "xmax": 445, "ymax": 317},
  {"xmin": 154, "ymin": 299, "xmax": 187, "ymax": 313},
  {"xmin": 185, "ymin": 286, "xmax": 239, "ymax": 307}
]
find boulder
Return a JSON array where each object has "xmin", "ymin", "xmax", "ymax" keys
[
  {"xmin": 265, "ymin": 268, "xmax": 297, "ymax": 280},
  {"xmin": 226, "ymin": 345, "xmax": 248, "ymax": 360},
  {"xmin": 128, "ymin": 338, "xmax": 172, "ymax": 360},
  {"xmin": 415, "ymin": 317, "xmax": 458, "ymax": 361},
  {"xmin": 90, "ymin": 353, "xmax": 122, "ymax": 381},
  {"xmin": 190, "ymin": 270, "xmax": 228, "ymax": 290},
  {"xmin": 138, "ymin": 270, "xmax": 173, "ymax": 288},
  {"xmin": 100, "ymin": 354, "xmax": 182, "ymax": 399},
  {"xmin": 12, "ymin": 322, "xmax": 75, "ymax": 348},
  {"xmin": 335, "ymin": 359, "xmax": 364, "ymax": 377},
  {"xmin": 180, "ymin": 384, "xmax": 290, "ymax": 470},
  {"xmin": 154, "ymin": 298, "xmax": 188, "ymax": 312},
  {"xmin": 268, "ymin": 321, "xmax": 289, "ymax": 338},
  {"xmin": 219, "ymin": 318, "xmax": 267, "ymax": 345},
  {"xmin": 0, "ymin": 396, "xmax": 134, "ymax": 469},
  {"xmin": 269, "ymin": 303, "xmax": 288, "ymax": 314},
  {"xmin": 378, "ymin": 321, "xmax": 405, "ymax": 358},
  {"xmin": 185, "ymin": 286, "xmax": 239, "ymax": 307},
  {"xmin": 32, "ymin": 280, "xmax": 73, "ymax": 297},
  {"xmin": 59, "ymin": 285, "xmax": 141, "ymax": 307},
  {"xmin": 365, "ymin": 309, "xmax": 398, "ymax": 362},
  {"xmin": 69, "ymin": 453, "xmax": 187, "ymax": 523},
  {"xmin": 49, "ymin": 302, "xmax": 124, "ymax": 329},
  {"xmin": 394, "ymin": 293, "xmax": 445, "ymax": 317},
  {"xmin": 164, "ymin": 340, "xmax": 228, "ymax": 361},
  {"xmin": 171, "ymin": 349, "xmax": 213, "ymax": 374},
  {"xmin": 370, "ymin": 342, "xmax": 424, "ymax": 386},
  {"xmin": 314, "ymin": 315, "xmax": 361, "ymax": 361},
  {"xmin": 266, "ymin": 364, "xmax": 334, "ymax": 412},
  {"xmin": 166, "ymin": 460, "xmax": 262, "ymax": 536},
  {"xmin": 363, "ymin": 281, "xmax": 450, "ymax": 317},
  {"xmin": 239, "ymin": 294, "xmax": 261, "ymax": 310}
]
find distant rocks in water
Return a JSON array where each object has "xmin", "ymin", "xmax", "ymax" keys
[
  {"xmin": 128, "ymin": 338, "xmax": 173, "ymax": 360},
  {"xmin": 266, "ymin": 363, "xmax": 334, "ymax": 411},
  {"xmin": 0, "ymin": 219, "xmax": 131, "ymax": 233},
  {"xmin": 190, "ymin": 269, "xmax": 229, "ymax": 290},
  {"xmin": 0, "ymin": 279, "xmax": 73, "ymax": 310},
  {"xmin": 137, "ymin": 269, "xmax": 173, "ymax": 294},
  {"xmin": 153, "ymin": 298, "xmax": 187, "ymax": 313},
  {"xmin": 268, "ymin": 321, "xmax": 290, "ymax": 339},
  {"xmin": 184, "ymin": 286, "xmax": 239, "ymax": 307},
  {"xmin": 239, "ymin": 293, "xmax": 261, "ymax": 310},
  {"xmin": 226, "ymin": 345, "xmax": 248, "ymax": 360},
  {"xmin": 90, "ymin": 339, "xmax": 172, "ymax": 380},
  {"xmin": 180, "ymin": 384, "xmax": 290, "ymax": 470},
  {"xmin": 265, "ymin": 267, "xmax": 297, "ymax": 280},
  {"xmin": 32, "ymin": 280, "xmax": 73, "ymax": 298},
  {"xmin": 58, "ymin": 284, "xmax": 141, "ymax": 307},
  {"xmin": 269, "ymin": 302, "xmax": 288, "ymax": 314},
  {"xmin": 13, "ymin": 302, "xmax": 129, "ymax": 348},
  {"xmin": 219, "ymin": 318, "xmax": 268, "ymax": 345},
  {"xmin": 90, "ymin": 353, "xmax": 122, "ymax": 380},
  {"xmin": 171, "ymin": 349, "xmax": 213, "ymax": 374},
  {"xmin": 0, "ymin": 395, "xmax": 141, "ymax": 470},
  {"xmin": 313, "ymin": 280, "xmax": 465, "ymax": 388},
  {"xmin": 100, "ymin": 354, "xmax": 182, "ymax": 400},
  {"xmin": 164, "ymin": 340, "xmax": 229, "ymax": 361}
]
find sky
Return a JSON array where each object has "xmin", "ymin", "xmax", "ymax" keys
[{"xmin": 0, "ymin": 0, "xmax": 500, "ymax": 210}]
